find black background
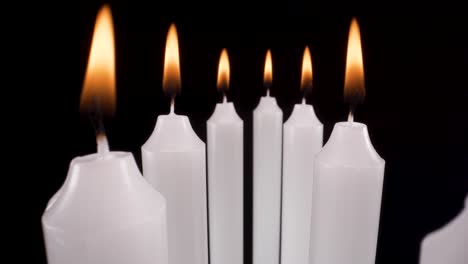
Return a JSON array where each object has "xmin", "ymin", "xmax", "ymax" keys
[{"xmin": 19, "ymin": 1, "xmax": 468, "ymax": 263}]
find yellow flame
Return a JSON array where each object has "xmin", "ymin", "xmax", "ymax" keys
[
  {"xmin": 217, "ymin": 48, "xmax": 230, "ymax": 91},
  {"xmin": 264, "ymin": 49, "xmax": 272, "ymax": 86},
  {"xmin": 301, "ymin": 46, "xmax": 313, "ymax": 91},
  {"xmin": 80, "ymin": 5, "xmax": 115, "ymax": 115},
  {"xmin": 163, "ymin": 24, "xmax": 181, "ymax": 96},
  {"xmin": 344, "ymin": 17, "xmax": 365, "ymax": 102}
]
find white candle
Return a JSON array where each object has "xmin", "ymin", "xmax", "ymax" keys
[
  {"xmin": 309, "ymin": 18, "xmax": 385, "ymax": 264},
  {"xmin": 43, "ymin": 151, "xmax": 169, "ymax": 264},
  {"xmin": 207, "ymin": 49, "xmax": 243, "ymax": 264},
  {"xmin": 142, "ymin": 24, "xmax": 208, "ymax": 264},
  {"xmin": 253, "ymin": 49, "xmax": 283, "ymax": 264},
  {"xmin": 420, "ymin": 195, "xmax": 468, "ymax": 264},
  {"xmin": 42, "ymin": 6, "xmax": 168, "ymax": 264},
  {"xmin": 281, "ymin": 47, "xmax": 323, "ymax": 264}
]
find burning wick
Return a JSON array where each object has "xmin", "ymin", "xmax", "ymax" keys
[
  {"xmin": 348, "ymin": 106, "xmax": 355, "ymax": 123},
  {"xmin": 80, "ymin": 5, "xmax": 115, "ymax": 155},
  {"xmin": 170, "ymin": 97, "xmax": 175, "ymax": 114},
  {"xmin": 264, "ymin": 49, "xmax": 273, "ymax": 97},
  {"xmin": 217, "ymin": 48, "xmax": 230, "ymax": 104},
  {"xmin": 163, "ymin": 23, "xmax": 182, "ymax": 115},
  {"xmin": 97, "ymin": 132, "xmax": 109, "ymax": 154},
  {"xmin": 87, "ymin": 96, "xmax": 111, "ymax": 155},
  {"xmin": 344, "ymin": 17, "xmax": 365, "ymax": 124},
  {"xmin": 301, "ymin": 46, "xmax": 313, "ymax": 105}
]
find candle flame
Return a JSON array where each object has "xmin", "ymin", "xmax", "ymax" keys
[
  {"xmin": 264, "ymin": 49, "xmax": 272, "ymax": 88},
  {"xmin": 344, "ymin": 17, "xmax": 365, "ymax": 105},
  {"xmin": 301, "ymin": 46, "xmax": 313, "ymax": 92},
  {"xmin": 163, "ymin": 24, "xmax": 181, "ymax": 98},
  {"xmin": 80, "ymin": 5, "xmax": 116, "ymax": 116},
  {"xmin": 217, "ymin": 48, "xmax": 230, "ymax": 93}
]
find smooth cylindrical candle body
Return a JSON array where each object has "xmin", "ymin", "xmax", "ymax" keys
[
  {"xmin": 207, "ymin": 102, "xmax": 243, "ymax": 264},
  {"xmin": 281, "ymin": 103, "xmax": 323, "ymax": 264},
  {"xmin": 253, "ymin": 96, "xmax": 283, "ymax": 264},
  {"xmin": 309, "ymin": 122, "xmax": 385, "ymax": 264},
  {"xmin": 42, "ymin": 152, "xmax": 168, "ymax": 264},
  {"xmin": 420, "ymin": 195, "xmax": 468, "ymax": 264},
  {"xmin": 142, "ymin": 114, "xmax": 208, "ymax": 264}
]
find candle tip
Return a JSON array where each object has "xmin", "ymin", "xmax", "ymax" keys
[
  {"xmin": 266, "ymin": 89, "xmax": 270, "ymax": 97},
  {"xmin": 223, "ymin": 94, "xmax": 227, "ymax": 103}
]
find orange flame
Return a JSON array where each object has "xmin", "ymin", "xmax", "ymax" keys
[
  {"xmin": 344, "ymin": 17, "xmax": 365, "ymax": 103},
  {"xmin": 80, "ymin": 5, "xmax": 116, "ymax": 115},
  {"xmin": 301, "ymin": 46, "xmax": 313, "ymax": 92},
  {"xmin": 217, "ymin": 49, "xmax": 230, "ymax": 92},
  {"xmin": 264, "ymin": 49, "xmax": 272, "ymax": 88},
  {"xmin": 163, "ymin": 24, "xmax": 181, "ymax": 97}
]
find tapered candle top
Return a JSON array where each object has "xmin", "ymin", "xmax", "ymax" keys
[
  {"xmin": 80, "ymin": 5, "xmax": 116, "ymax": 118},
  {"xmin": 163, "ymin": 24, "xmax": 181, "ymax": 106},
  {"xmin": 217, "ymin": 48, "xmax": 230, "ymax": 103},
  {"xmin": 345, "ymin": 17, "xmax": 365, "ymax": 121},
  {"xmin": 264, "ymin": 49, "xmax": 273, "ymax": 96},
  {"xmin": 80, "ymin": 4, "xmax": 116, "ymax": 154},
  {"xmin": 301, "ymin": 46, "xmax": 313, "ymax": 102}
]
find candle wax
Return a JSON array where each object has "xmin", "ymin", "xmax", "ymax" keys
[
  {"xmin": 309, "ymin": 122, "xmax": 385, "ymax": 264},
  {"xmin": 207, "ymin": 102, "xmax": 243, "ymax": 264},
  {"xmin": 42, "ymin": 152, "xmax": 168, "ymax": 264},
  {"xmin": 420, "ymin": 195, "xmax": 468, "ymax": 264},
  {"xmin": 142, "ymin": 113, "xmax": 208, "ymax": 264},
  {"xmin": 281, "ymin": 103, "xmax": 323, "ymax": 264},
  {"xmin": 253, "ymin": 96, "xmax": 283, "ymax": 264}
]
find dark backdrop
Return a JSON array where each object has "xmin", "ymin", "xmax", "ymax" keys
[{"xmin": 21, "ymin": 1, "xmax": 468, "ymax": 263}]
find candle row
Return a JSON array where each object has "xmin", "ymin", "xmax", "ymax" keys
[
  {"xmin": 41, "ymin": 4, "xmax": 380, "ymax": 264},
  {"xmin": 41, "ymin": 4, "xmax": 467, "ymax": 264}
]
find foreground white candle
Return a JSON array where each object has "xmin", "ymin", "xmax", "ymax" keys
[
  {"xmin": 253, "ymin": 49, "xmax": 283, "ymax": 264},
  {"xmin": 43, "ymin": 150, "xmax": 168, "ymax": 264},
  {"xmin": 43, "ymin": 6, "xmax": 168, "ymax": 264},
  {"xmin": 309, "ymin": 18, "xmax": 385, "ymax": 264},
  {"xmin": 142, "ymin": 24, "xmax": 208, "ymax": 264},
  {"xmin": 281, "ymin": 47, "xmax": 323, "ymax": 264},
  {"xmin": 207, "ymin": 49, "xmax": 243, "ymax": 264},
  {"xmin": 420, "ymin": 195, "xmax": 468, "ymax": 264}
]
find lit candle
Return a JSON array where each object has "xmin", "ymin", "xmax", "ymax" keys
[
  {"xmin": 281, "ymin": 46, "xmax": 323, "ymax": 264},
  {"xmin": 253, "ymin": 49, "xmax": 283, "ymax": 264},
  {"xmin": 419, "ymin": 194, "xmax": 468, "ymax": 264},
  {"xmin": 308, "ymin": 18, "xmax": 385, "ymax": 264},
  {"xmin": 207, "ymin": 49, "xmax": 243, "ymax": 264},
  {"xmin": 142, "ymin": 24, "xmax": 208, "ymax": 264},
  {"xmin": 42, "ymin": 5, "xmax": 168, "ymax": 264}
]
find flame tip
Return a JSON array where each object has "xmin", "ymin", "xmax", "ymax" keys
[
  {"xmin": 344, "ymin": 16, "xmax": 365, "ymax": 105},
  {"xmin": 263, "ymin": 49, "xmax": 273, "ymax": 86},
  {"xmin": 163, "ymin": 22, "xmax": 181, "ymax": 97},
  {"xmin": 301, "ymin": 46, "xmax": 313, "ymax": 92},
  {"xmin": 80, "ymin": 2, "xmax": 116, "ymax": 116}
]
